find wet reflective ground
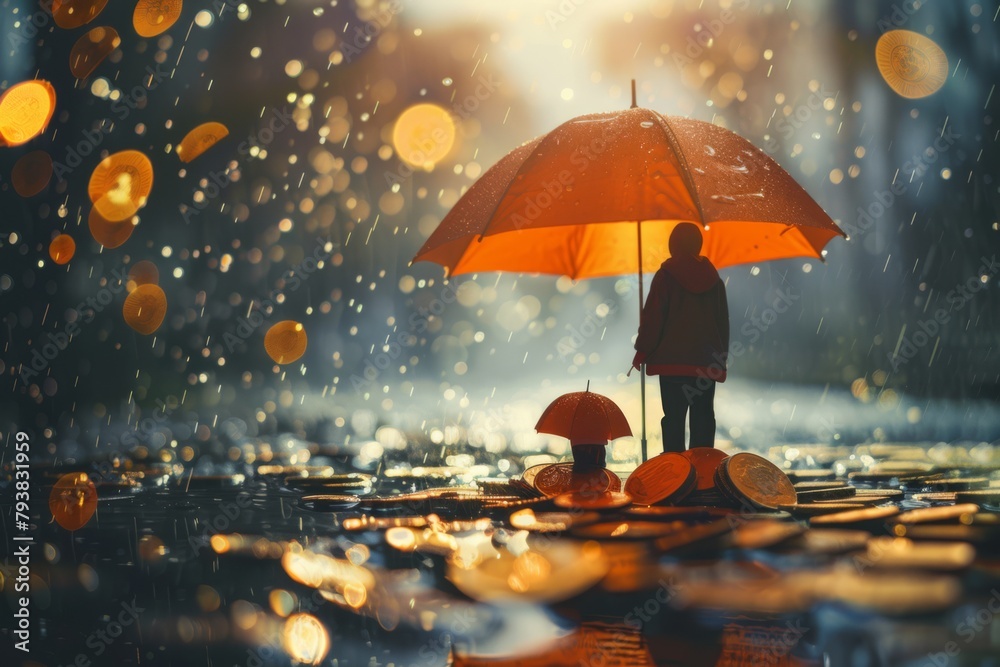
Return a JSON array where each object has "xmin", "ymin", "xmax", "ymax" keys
[{"xmin": 6, "ymin": 435, "xmax": 1000, "ymax": 667}]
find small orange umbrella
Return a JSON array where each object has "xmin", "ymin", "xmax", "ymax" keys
[
  {"xmin": 535, "ymin": 383, "xmax": 632, "ymax": 445},
  {"xmin": 415, "ymin": 82, "xmax": 844, "ymax": 460}
]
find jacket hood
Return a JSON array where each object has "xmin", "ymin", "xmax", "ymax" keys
[{"xmin": 661, "ymin": 254, "xmax": 721, "ymax": 293}]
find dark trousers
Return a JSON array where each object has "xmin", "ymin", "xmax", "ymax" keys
[{"xmin": 659, "ymin": 375, "xmax": 716, "ymax": 453}]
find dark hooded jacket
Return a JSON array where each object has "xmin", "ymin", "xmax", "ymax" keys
[{"xmin": 632, "ymin": 251, "xmax": 729, "ymax": 381}]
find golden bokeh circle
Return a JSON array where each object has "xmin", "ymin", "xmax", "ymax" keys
[
  {"xmin": 391, "ymin": 103, "xmax": 456, "ymax": 170},
  {"xmin": 265, "ymin": 320, "xmax": 308, "ymax": 364}
]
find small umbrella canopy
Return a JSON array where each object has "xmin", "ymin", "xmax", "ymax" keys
[
  {"xmin": 535, "ymin": 387, "xmax": 632, "ymax": 445},
  {"xmin": 413, "ymin": 107, "xmax": 844, "ymax": 278}
]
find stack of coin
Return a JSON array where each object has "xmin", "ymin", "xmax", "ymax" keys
[
  {"xmin": 623, "ymin": 452, "xmax": 696, "ymax": 506},
  {"xmin": 714, "ymin": 453, "xmax": 797, "ymax": 511}
]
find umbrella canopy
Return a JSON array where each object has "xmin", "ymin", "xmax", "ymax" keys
[
  {"xmin": 535, "ymin": 388, "xmax": 632, "ymax": 445},
  {"xmin": 413, "ymin": 107, "xmax": 844, "ymax": 278}
]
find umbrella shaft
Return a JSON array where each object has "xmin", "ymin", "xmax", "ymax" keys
[{"xmin": 637, "ymin": 220, "xmax": 648, "ymax": 463}]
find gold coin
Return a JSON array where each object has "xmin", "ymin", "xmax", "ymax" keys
[
  {"xmin": 70, "ymin": 26, "xmax": 121, "ymax": 79},
  {"xmin": 553, "ymin": 490, "xmax": 632, "ymax": 511},
  {"xmin": 88, "ymin": 150, "xmax": 154, "ymax": 218},
  {"xmin": 893, "ymin": 503, "xmax": 980, "ymax": 525},
  {"xmin": 0, "ymin": 80, "xmax": 56, "ymax": 146},
  {"xmin": 127, "ymin": 260, "xmax": 159, "ymax": 291},
  {"xmin": 625, "ymin": 452, "xmax": 696, "ymax": 505},
  {"xmin": 680, "ymin": 447, "xmax": 728, "ymax": 490},
  {"xmin": 51, "ymin": 0, "xmax": 109, "ymax": 29},
  {"xmin": 133, "ymin": 0, "xmax": 183, "ymax": 38},
  {"xmin": 724, "ymin": 453, "xmax": 797, "ymax": 510},
  {"xmin": 123, "ymin": 284, "xmax": 167, "ymax": 335},
  {"xmin": 809, "ymin": 505, "xmax": 901, "ymax": 526},
  {"xmin": 11, "ymin": 150, "xmax": 53, "ymax": 197},
  {"xmin": 88, "ymin": 205, "xmax": 135, "ymax": 248},
  {"xmin": 176, "ymin": 121, "xmax": 229, "ymax": 163},
  {"xmin": 49, "ymin": 234, "xmax": 76, "ymax": 265},
  {"xmin": 876, "ymin": 30, "xmax": 948, "ymax": 99},
  {"xmin": 49, "ymin": 472, "xmax": 98, "ymax": 531}
]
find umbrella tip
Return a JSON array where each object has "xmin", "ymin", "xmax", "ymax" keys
[{"xmin": 630, "ymin": 79, "xmax": 637, "ymax": 109}]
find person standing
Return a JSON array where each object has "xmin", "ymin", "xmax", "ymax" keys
[{"xmin": 632, "ymin": 223, "xmax": 729, "ymax": 452}]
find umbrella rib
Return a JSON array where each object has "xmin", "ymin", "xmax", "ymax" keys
[{"xmin": 647, "ymin": 110, "xmax": 707, "ymax": 226}]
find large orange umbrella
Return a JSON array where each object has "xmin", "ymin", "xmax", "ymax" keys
[{"xmin": 413, "ymin": 84, "xmax": 844, "ymax": 459}]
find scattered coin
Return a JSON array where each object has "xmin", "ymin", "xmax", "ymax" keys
[
  {"xmin": 11, "ymin": 150, "xmax": 53, "ymax": 197},
  {"xmin": 0, "ymin": 80, "xmax": 57, "ymax": 146},
  {"xmin": 863, "ymin": 536, "xmax": 975, "ymax": 571},
  {"xmin": 793, "ymin": 480, "xmax": 848, "ymax": 491},
  {"xmin": 720, "ymin": 453, "xmax": 797, "ymax": 510},
  {"xmin": 778, "ymin": 502, "xmax": 873, "ymax": 517},
  {"xmin": 876, "ymin": 30, "xmax": 949, "ymax": 99},
  {"xmin": 893, "ymin": 504, "xmax": 980, "ymax": 525},
  {"xmin": 854, "ymin": 488, "xmax": 904, "ymax": 501},
  {"xmin": 133, "ymin": 0, "xmax": 183, "ymax": 38},
  {"xmin": 624, "ymin": 505, "xmax": 732, "ymax": 521},
  {"xmin": 70, "ymin": 26, "xmax": 121, "ymax": 79},
  {"xmin": 51, "ymin": 0, "xmax": 109, "ymax": 29},
  {"xmin": 127, "ymin": 260, "xmax": 160, "ymax": 291},
  {"xmin": 89, "ymin": 206, "xmax": 135, "ymax": 248},
  {"xmin": 652, "ymin": 518, "xmax": 733, "ymax": 554},
  {"xmin": 176, "ymin": 121, "xmax": 229, "ymax": 162},
  {"xmin": 848, "ymin": 470, "xmax": 929, "ymax": 484},
  {"xmin": 810, "ymin": 505, "xmax": 901, "ymax": 526},
  {"xmin": 911, "ymin": 492, "xmax": 958, "ymax": 503},
  {"xmin": 784, "ymin": 529, "xmax": 872, "ymax": 555},
  {"xmin": 786, "ymin": 469, "xmax": 837, "ymax": 482},
  {"xmin": 300, "ymin": 494, "xmax": 362, "ymax": 511},
  {"xmin": 680, "ymin": 448, "xmax": 728, "ymax": 490},
  {"xmin": 509, "ymin": 508, "xmax": 601, "ymax": 532},
  {"xmin": 553, "ymin": 490, "xmax": 631, "ymax": 511},
  {"xmin": 624, "ymin": 452, "xmax": 696, "ymax": 505},
  {"xmin": 570, "ymin": 520, "xmax": 683, "ymax": 541},
  {"xmin": 447, "ymin": 538, "xmax": 609, "ymax": 603},
  {"xmin": 795, "ymin": 486, "xmax": 857, "ymax": 502},
  {"xmin": 730, "ymin": 520, "xmax": 805, "ymax": 549},
  {"xmin": 88, "ymin": 150, "xmax": 154, "ymax": 218}
]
